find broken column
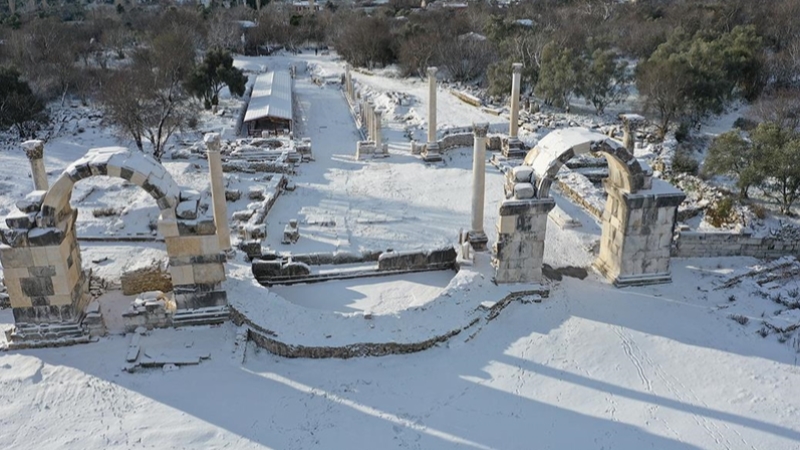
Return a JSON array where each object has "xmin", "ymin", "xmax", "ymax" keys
[
  {"xmin": 503, "ymin": 63, "xmax": 526, "ymax": 158},
  {"xmin": 422, "ymin": 67, "xmax": 442, "ymax": 162},
  {"xmin": 204, "ymin": 133, "xmax": 231, "ymax": 251},
  {"xmin": 22, "ymin": 140, "xmax": 48, "ymax": 191},
  {"xmin": 469, "ymin": 123, "xmax": 490, "ymax": 250},
  {"xmin": 493, "ymin": 167, "xmax": 554, "ymax": 284}
]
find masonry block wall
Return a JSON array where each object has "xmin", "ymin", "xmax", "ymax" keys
[
  {"xmin": 493, "ymin": 168, "xmax": 555, "ymax": 284},
  {"xmin": 1, "ymin": 208, "xmax": 87, "ymax": 324},
  {"xmin": 594, "ymin": 179, "xmax": 685, "ymax": 287}
]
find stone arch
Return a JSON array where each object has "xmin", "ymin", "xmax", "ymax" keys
[
  {"xmin": 493, "ymin": 128, "xmax": 685, "ymax": 287},
  {"xmin": 522, "ymin": 127, "xmax": 649, "ymax": 199},
  {"xmin": 0, "ymin": 147, "xmax": 227, "ymax": 328}
]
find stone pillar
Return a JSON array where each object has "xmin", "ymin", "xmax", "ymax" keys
[
  {"xmin": 422, "ymin": 67, "xmax": 442, "ymax": 162},
  {"xmin": 204, "ymin": 133, "xmax": 231, "ymax": 251},
  {"xmin": 594, "ymin": 179, "xmax": 686, "ymax": 287},
  {"xmin": 493, "ymin": 197, "xmax": 555, "ymax": 284},
  {"xmin": 509, "ymin": 63, "xmax": 522, "ymax": 140},
  {"xmin": 503, "ymin": 63, "xmax": 526, "ymax": 158},
  {"xmin": 344, "ymin": 64, "xmax": 352, "ymax": 101},
  {"xmin": 469, "ymin": 123, "xmax": 490, "ymax": 250},
  {"xmin": 22, "ymin": 140, "xmax": 48, "ymax": 191},
  {"xmin": 374, "ymin": 110, "xmax": 382, "ymax": 150}
]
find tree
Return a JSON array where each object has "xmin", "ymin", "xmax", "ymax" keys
[
  {"xmin": 703, "ymin": 130, "xmax": 762, "ymax": 198},
  {"xmin": 535, "ymin": 42, "xmax": 580, "ymax": 109},
  {"xmin": 100, "ymin": 29, "xmax": 197, "ymax": 161},
  {"xmin": 576, "ymin": 47, "xmax": 629, "ymax": 114},
  {"xmin": 752, "ymin": 123, "xmax": 800, "ymax": 214},
  {"xmin": 185, "ymin": 48, "xmax": 247, "ymax": 109},
  {"xmin": 636, "ymin": 50, "xmax": 693, "ymax": 139},
  {"xmin": 0, "ymin": 67, "xmax": 48, "ymax": 138}
]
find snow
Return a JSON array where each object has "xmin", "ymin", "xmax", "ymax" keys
[{"xmin": 1, "ymin": 50, "xmax": 800, "ymax": 450}]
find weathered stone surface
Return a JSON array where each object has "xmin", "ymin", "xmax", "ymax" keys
[
  {"xmin": 121, "ymin": 264, "xmax": 173, "ymax": 296},
  {"xmin": 16, "ymin": 191, "xmax": 47, "ymax": 213},
  {"xmin": 377, "ymin": 247, "xmax": 456, "ymax": 271},
  {"xmin": 6, "ymin": 211, "xmax": 37, "ymax": 230},
  {"xmin": 176, "ymin": 200, "xmax": 199, "ymax": 220}
]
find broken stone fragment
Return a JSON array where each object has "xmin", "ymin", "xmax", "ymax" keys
[
  {"xmin": 176, "ymin": 200, "xmax": 199, "ymax": 220},
  {"xmin": 15, "ymin": 191, "xmax": 46, "ymax": 213}
]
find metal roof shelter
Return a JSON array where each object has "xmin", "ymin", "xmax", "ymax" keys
[{"xmin": 243, "ymin": 71, "xmax": 293, "ymax": 135}]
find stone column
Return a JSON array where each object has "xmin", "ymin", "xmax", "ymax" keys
[
  {"xmin": 344, "ymin": 64, "xmax": 352, "ymax": 102},
  {"xmin": 422, "ymin": 67, "xmax": 442, "ymax": 162},
  {"xmin": 204, "ymin": 133, "xmax": 231, "ymax": 251},
  {"xmin": 594, "ymin": 179, "xmax": 686, "ymax": 287},
  {"xmin": 509, "ymin": 63, "xmax": 522, "ymax": 140},
  {"xmin": 374, "ymin": 110, "xmax": 382, "ymax": 151},
  {"xmin": 22, "ymin": 140, "xmax": 48, "ymax": 191},
  {"xmin": 469, "ymin": 123, "xmax": 490, "ymax": 250},
  {"xmin": 503, "ymin": 63, "xmax": 526, "ymax": 158}
]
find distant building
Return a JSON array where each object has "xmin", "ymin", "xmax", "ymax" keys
[
  {"xmin": 292, "ymin": 0, "xmax": 321, "ymax": 13},
  {"xmin": 243, "ymin": 71, "xmax": 294, "ymax": 136}
]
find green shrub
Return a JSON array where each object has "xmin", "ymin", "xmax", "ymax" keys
[{"xmin": 706, "ymin": 197, "xmax": 735, "ymax": 227}]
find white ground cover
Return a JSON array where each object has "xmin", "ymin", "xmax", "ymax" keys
[{"xmin": 0, "ymin": 51, "xmax": 799, "ymax": 450}]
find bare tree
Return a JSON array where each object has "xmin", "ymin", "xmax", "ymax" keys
[{"xmin": 100, "ymin": 29, "xmax": 197, "ymax": 161}]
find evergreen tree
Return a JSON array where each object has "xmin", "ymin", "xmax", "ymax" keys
[
  {"xmin": 0, "ymin": 67, "xmax": 48, "ymax": 138},
  {"xmin": 185, "ymin": 49, "xmax": 248, "ymax": 110}
]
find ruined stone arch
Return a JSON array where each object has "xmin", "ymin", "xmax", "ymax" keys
[
  {"xmin": 493, "ymin": 128, "xmax": 685, "ymax": 287},
  {"xmin": 1, "ymin": 147, "xmax": 227, "ymax": 327},
  {"xmin": 522, "ymin": 128, "xmax": 650, "ymax": 199}
]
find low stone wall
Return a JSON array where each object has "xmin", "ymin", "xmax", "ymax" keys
[
  {"xmin": 673, "ymin": 231, "xmax": 800, "ymax": 259},
  {"xmin": 555, "ymin": 178, "xmax": 602, "ymax": 219},
  {"xmin": 229, "ymin": 287, "xmax": 545, "ymax": 359},
  {"xmin": 120, "ymin": 265, "xmax": 172, "ymax": 296},
  {"xmin": 377, "ymin": 247, "xmax": 457, "ymax": 271}
]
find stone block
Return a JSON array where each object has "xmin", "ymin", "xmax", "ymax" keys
[
  {"xmin": 16, "ymin": 191, "xmax": 47, "ymax": 213},
  {"xmin": 513, "ymin": 183, "xmax": 535, "ymax": 199},
  {"xmin": 176, "ymin": 200, "xmax": 199, "ymax": 220},
  {"xmin": 512, "ymin": 166, "xmax": 533, "ymax": 182},
  {"xmin": 192, "ymin": 263, "xmax": 226, "ymax": 284},
  {"xmin": 6, "ymin": 211, "xmax": 37, "ymax": 230}
]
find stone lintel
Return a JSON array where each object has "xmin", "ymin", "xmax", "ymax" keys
[{"xmin": 498, "ymin": 198, "xmax": 555, "ymax": 216}]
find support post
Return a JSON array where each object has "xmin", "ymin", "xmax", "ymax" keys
[
  {"xmin": 22, "ymin": 140, "xmax": 48, "ymax": 191},
  {"xmin": 469, "ymin": 123, "xmax": 489, "ymax": 250},
  {"xmin": 204, "ymin": 133, "xmax": 231, "ymax": 251},
  {"xmin": 422, "ymin": 67, "xmax": 442, "ymax": 162}
]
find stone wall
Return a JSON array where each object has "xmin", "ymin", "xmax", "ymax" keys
[
  {"xmin": 120, "ymin": 264, "xmax": 173, "ymax": 296},
  {"xmin": 672, "ymin": 231, "xmax": 800, "ymax": 259},
  {"xmin": 377, "ymin": 247, "xmax": 457, "ymax": 271}
]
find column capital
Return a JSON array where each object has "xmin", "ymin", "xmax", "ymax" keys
[
  {"xmin": 427, "ymin": 67, "xmax": 438, "ymax": 77},
  {"xmin": 21, "ymin": 140, "xmax": 44, "ymax": 160},
  {"xmin": 512, "ymin": 63, "xmax": 523, "ymax": 74},
  {"xmin": 473, "ymin": 123, "xmax": 489, "ymax": 138},
  {"xmin": 203, "ymin": 133, "xmax": 221, "ymax": 152}
]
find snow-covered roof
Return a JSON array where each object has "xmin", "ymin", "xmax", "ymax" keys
[{"xmin": 244, "ymin": 71, "xmax": 293, "ymax": 123}]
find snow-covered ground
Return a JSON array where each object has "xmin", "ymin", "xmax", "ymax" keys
[{"xmin": 1, "ymin": 51, "xmax": 800, "ymax": 450}]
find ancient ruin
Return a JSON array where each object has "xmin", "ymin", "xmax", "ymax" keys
[
  {"xmin": 493, "ymin": 128, "xmax": 685, "ymax": 286},
  {"xmin": 0, "ymin": 141, "xmax": 229, "ymax": 344}
]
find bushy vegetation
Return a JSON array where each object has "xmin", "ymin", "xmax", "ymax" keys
[{"xmin": 2, "ymin": 0, "xmax": 800, "ymax": 210}]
